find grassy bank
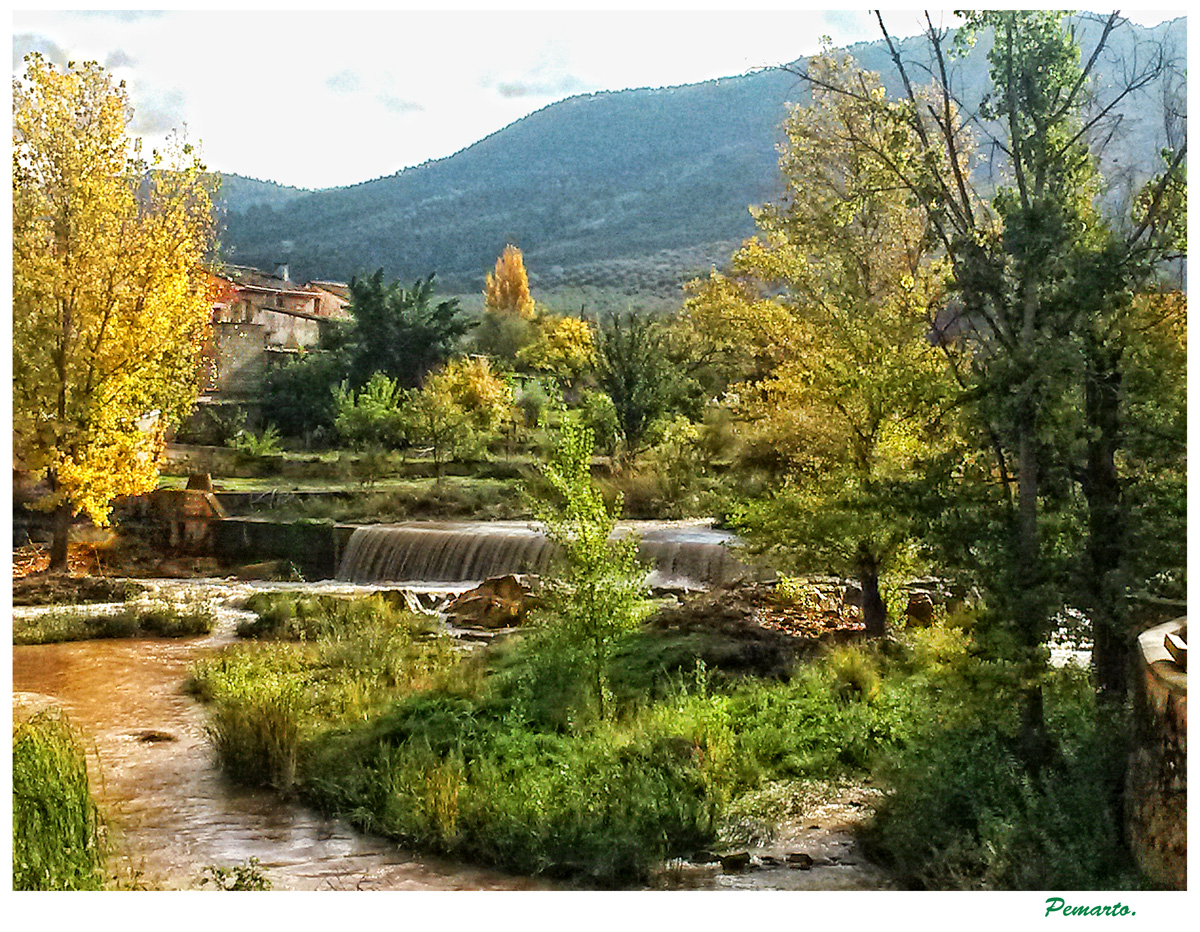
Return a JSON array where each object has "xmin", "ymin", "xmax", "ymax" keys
[
  {"xmin": 12, "ymin": 573, "xmax": 149, "ymax": 607},
  {"xmin": 245, "ymin": 478, "xmax": 534, "ymax": 523},
  {"xmin": 189, "ymin": 593, "xmax": 1142, "ymax": 888},
  {"xmin": 14, "ymin": 602, "xmax": 217, "ymax": 645},
  {"xmin": 12, "ymin": 712, "xmax": 107, "ymax": 890}
]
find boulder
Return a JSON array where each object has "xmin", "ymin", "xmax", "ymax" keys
[
  {"xmin": 905, "ymin": 591, "xmax": 936, "ymax": 627},
  {"xmin": 445, "ymin": 575, "xmax": 529, "ymax": 629},
  {"xmin": 720, "ymin": 852, "xmax": 752, "ymax": 872}
]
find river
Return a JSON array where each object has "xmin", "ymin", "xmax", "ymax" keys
[
  {"xmin": 13, "ymin": 576, "xmax": 894, "ymax": 892},
  {"xmin": 13, "ymin": 595, "xmax": 549, "ymax": 891}
]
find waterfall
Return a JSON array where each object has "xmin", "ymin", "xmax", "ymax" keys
[
  {"xmin": 336, "ymin": 521, "xmax": 754, "ymax": 588},
  {"xmin": 336, "ymin": 523, "xmax": 558, "ymax": 584}
]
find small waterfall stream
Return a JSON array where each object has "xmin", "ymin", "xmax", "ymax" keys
[{"xmin": 335, "ymin": 520, "xmax": 756, "ymax": 588}]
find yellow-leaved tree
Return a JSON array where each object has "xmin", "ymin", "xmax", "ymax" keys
[
  {"xmin": 483, "ymin": 244, "xmax": 535, "ymax": 319},
  {"xmin": 12, "ymin": 55, "xmax": 216, "ymax": 570},
  {"xmin": 683, "ymin": 54, "xmax": 962, "ymax": 635},
  {"xmin": 517, "ymin": 314, "xmax": 596, "ymax": 388}
]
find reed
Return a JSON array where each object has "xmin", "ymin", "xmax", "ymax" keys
[{"xmin": 12, "ymin": 711, "xmax": 107, "ymax": 890}]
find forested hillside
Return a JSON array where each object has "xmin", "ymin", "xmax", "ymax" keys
[{"xmin": 217, "ymin": 16, "xmax": 1184, "ymax": 301}]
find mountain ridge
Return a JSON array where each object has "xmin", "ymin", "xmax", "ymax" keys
[{"xmin": 216, "ymin": 16, "xmax": 1185, "ymax": 305}]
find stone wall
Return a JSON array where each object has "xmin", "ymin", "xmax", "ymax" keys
[
  {"xmin": 1126, "ymin": 617, "xmax": 1187, "ymax": 889},
  {"xmin": 213, "ymin": 322, "xmax": 266, "ymax": 395},
  {"xmin": 212, "ymin": 517, "xmax": 356, "ymax": 580}
]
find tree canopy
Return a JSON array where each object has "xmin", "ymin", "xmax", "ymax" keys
[
  {"xmin": 483, "ymin": 244, "xmax": 535, "ymax": 319},
  {"xmin": 12, "ymin": 54, "xmax": 216, "ymax": 569},
  {"xmin": 343, "ymin": 271, "xmax": 472, "ymax": 389}
]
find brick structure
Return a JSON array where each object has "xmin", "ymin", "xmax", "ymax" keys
[
  {"xmin": 1126, "ymin": 617, "xmax": 1187, "ymax": 889},
  {"xmin": 148, "ymin": 488, "xmax": 227, "ymax": 552}
]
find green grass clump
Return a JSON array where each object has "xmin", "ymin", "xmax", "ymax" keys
[
  {"xmin": 201, "ymin": 858, "xmax": 272, "ymax": 891},
  {"xmin": 305, "ymin": 695, "xmax": 717, "ymax": 883},
  {"xmin": 13, "ymin": 601, "xmax": 216, "ymax": 645},
  {"xmin": 13, "ymin": 712, "xmax": 107, "ymax": 890},
  {"xmin": 190, "ymin": 597, "xmax": 458, "ymax": 790},
  {"xmin": 237, "ymin": 591, "xmax": 438, "ymax": 641}
]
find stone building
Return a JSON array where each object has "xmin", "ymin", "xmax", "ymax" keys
[{"xmin": 204, "ymin": 263, "xmax": 350, "ymax": 398}]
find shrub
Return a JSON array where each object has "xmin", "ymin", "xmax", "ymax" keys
[
  {"xmin": 230, "ymin": 424, "xmax": 283, "ymax": 457},
  {"xmin": 13, "ymin": 602, "xmax": 215, "ymax": 644},
  {"xmin": 865, "ymin": 671, "xmax": 1143, "ymax": 890}
]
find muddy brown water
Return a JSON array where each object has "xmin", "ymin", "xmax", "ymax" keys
[
  {"xmin": 12, "ymin": 614, "xmax": 551, "ymax": 891},
  {"xmin": 13, "ymin": 579, "xmax": 894, "ymax": 892}
]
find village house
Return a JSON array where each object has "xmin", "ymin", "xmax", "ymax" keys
[{"xmin": 204, "ymin": 263, "xmax": 350, "ymax": 398}]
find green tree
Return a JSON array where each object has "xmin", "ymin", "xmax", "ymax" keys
[
  {"xmin": 263, "ymin": 349, "xmax": 347, "ymax": 443},
  {"xmin": 332, "ymin": 372, "xmax": 409, "ymax": 450},
  {"xmin": 799, "ymin": 12, "xmax": 1187, "ymax": 713},
  {"xmin": 534, "ymin": 416, "xmax": 650, "ymax": 718},
  {"xmin": 12, "ymin": 55, "xmax": 215, "ymax": 570},
  {"xmin": 688, "ymin": 53, "xmax": 958, "ymax": 636},
  {"xmin": 344, "ymin": 271, "xmax": 472, "ymax": 389},
  {"xmin": 595, "ymin": 312, "xmax": 678, "ymax": 462}
]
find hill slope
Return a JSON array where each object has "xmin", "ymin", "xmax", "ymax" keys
[{"xmin": 218, "ymin": 16, "xmax": 1185, "ymax": 304}]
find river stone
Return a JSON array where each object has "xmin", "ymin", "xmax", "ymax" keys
[
  {"xmin": 720, "ymin": 852, "xmax": 751, "ymax": 872},
  {"xmin": 786, "ymin": 852, "xmax": 814, "ymax": 869},
  {"xmin": 445, "ymin": 575, "xmax": 529, "ymax": 629}
]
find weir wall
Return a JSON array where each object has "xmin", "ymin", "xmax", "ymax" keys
[{"xmin": 1126, "ymin": 617, "xmax": 1187, "ymax": 890}]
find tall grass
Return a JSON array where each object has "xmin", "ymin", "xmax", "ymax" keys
[
  {"xmin": 14, "ymin": 601, "xmax": 216, "ymax": 645},
  {"xmin": 190, "ymin": 596, "xmax": 458, "ymax": 791},
  {"xmin": 13, "ymin": 712, "xmax": 107, "ymax": 890}
]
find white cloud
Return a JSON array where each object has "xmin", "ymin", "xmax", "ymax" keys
[{"xmin": 13, "ymin": 33, "xmax": 69, "ymax": 70}]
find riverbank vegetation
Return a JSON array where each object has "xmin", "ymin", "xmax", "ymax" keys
[
  {"xmin": 12, "ymin": 711, "xmax": 107, "ymax": 890},
  {"xmin": 13, "ymin": 602, "xmax": 216, "ymax": 645},
  {"xmin": 188, "ymin": 418, "xmax": 1143, "ymax": 888},
  {"xmin": 188, "ymin": 590, "xmax": 1139, "ymax": 888}
]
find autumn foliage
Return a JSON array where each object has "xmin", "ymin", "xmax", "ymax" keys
[
  {"xmin": 483, "ymin": 244, "xmax": 536, "ymax": 319},
  {"xmin": 12, "ymin": 55, "xmax": 215, "ymax": 568}
]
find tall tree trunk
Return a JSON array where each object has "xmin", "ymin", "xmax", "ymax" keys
[
  {"xmin": 1016, "ymin": 684, "xmax": 1054, "ymax": 775},
  {"xmin": 858, "ymin": 547, "xmax": 887, "ymax": 638},
  {"xmin": 49, "ymin": 500, "xmax": 73, "ymax": 573},
  {"xmin": 1084, "ymin": 335, "xmax": 1128, "ymax": 702}
]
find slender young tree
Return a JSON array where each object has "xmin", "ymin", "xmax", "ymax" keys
[{"xmin": 687, "ymin": 54, "xmax": 958, "ymax": 636}]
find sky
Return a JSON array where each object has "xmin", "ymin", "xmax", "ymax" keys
[{"xmin": 10, "ymin": 6, "xmax": 1186, "ymax": 190}]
